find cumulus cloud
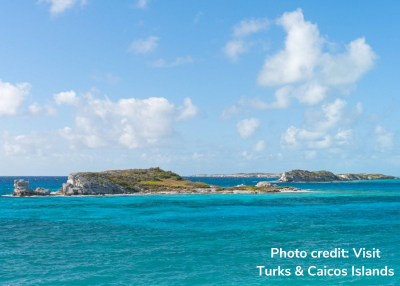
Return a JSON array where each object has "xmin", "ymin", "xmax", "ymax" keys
[
  {"xmin": 54, "ymin": 90, "xmax": 80, "ymax": 106},
  {"xmin": 251, "ymin": 86, "xmax": 292, "ymax": 110},
  {"xmin": 253, "ymin": 140, "xmax": 266, "ymax": 152},
  {"xmin": 28, "ymin": 102, "xmax": 57, "ymax": 116},
  {"xmin": 39, "ymin": 0, "xmax": 86, "ymax": 15},
  {"xmin": 257, "ymin": 8, "xmax": 377, "ymax": 106},
  {"xmin": 0, "ymin": 80, "xmax": 31, "ymax": 116},
  {"xmin": 281, "ymin": 126, "xmax": 325, "ymax": 149},
  {"xmin": 223, "ymin": 17, "xmax": 269, "ymax": 61},
  {"xmin": 222, "ymin": 40, "xmax": 250, "ymax": 62},
  {"xmin": 236, "ymin": 118, "xmax": 260, "ymax": 139},
  {"xmin": 317, "ymin": 99, "xmax": 347, "ymax": 130},
  {"xmin": 375, "ymin": 125, "xmax": 393, "ymax": 152},
  {"xmin": 128, "ymin": 36, "xmax": 159, "ymax": 54},
  {"xmin": 177, "ymin": 98, "xmax": 199, "ymax": 121},
  {"xmin": 222, "ymin": 9, "xmax": 376, "ymax": 122},
  {"xmin": 258, "ymin": 9, "xmax": 322, "ymax": 86},
  {"xmin": 56, "ymin": 92, "xmax": 199, "ymax": 149},
  {"xmin": 280, "ymin": 99, "xmax": 355, "ymax": 151}
]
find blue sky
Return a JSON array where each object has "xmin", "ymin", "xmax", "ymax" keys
[{"xmin": 0, "ymin": 0, "xmax": 399, "ymax": 175}]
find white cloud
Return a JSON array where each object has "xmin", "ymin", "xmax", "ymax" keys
[
  {"xmin": 281, "ymin": 126, "xmax": 326, "ymax": 149},
  {"xmin": 0, "ymin": 80, "xmax": 31, "ymax": 116},
  {"xmin": 54, "ymin": 90, "xmax": 80, "ymax": 106},
  {"xmin": 236, "ymin": 118, "xmax": 260, "ymax": 139},
  {"xmin": 40, "ymin": 0, "xmax": 86, "ymax": 15},
  {"xmin": 251, "ymin": 86, "xmax": 292, "ymax": 109},
  {"xmin": 307, "ymin": 135, "xmax": 332, "ymax": 149},
  {"xmin": 192, "ymin": 152, "xmax": 203, "ymax": 159},
  {"xmin": 317, "ymin": 99, "xmax": 347, "ymax": 130},
  {"xmin": 2, "ymin": 132, "xmax": 50, "ymax": 156},
  {"xmin": 176, "ymin": 98, "xmax": 199, "ymax": 121},
  {"xmin": 375, "ymin": 125, "xmax": 393, "ymax": 152},
  {"xmin": 57, "ymin": 92, "xmax": 199, "ymax": 149},
  {"xmin": 221, "ymin": 97, "xmax": 247, "ymax": 120},
  {"xmin": 253, "ymin": 140, "xmax": 266, "ymax": 152},
  {"xmin": 257, "ymin": 9, "xmax": 377, "ymax": 105},
  {"xmin": 222, "ymin": 40, "xmax": 250, "ymax": 62},
  {"xmin": 128, "ymin": 36, "xmax": 159, "ymax": 54},
  {"xmin": 241, "ymin": 151, "xmax": 254, "ymax": 160},
  {"xmin": 258, "ymin": 9, "xmax": 322, "ymax": 86},
  {"xmin": 320, "ymin": 38, "xmax": 377, "ymax": 86},
  {"xmin": 150, "ymin": 59, "xmax": 166, "ymax": 68},
  {"xmin": 233, "ymin": 17, "xmax": 269, "ymax": 38},
  {"xmin": 150, "ymin": 56, "xmax": 194, "ymax": 68},
  {"xmin": 295, "ymin": 84, "xmax": 328, "ymax": 105},
  {"xmin": 223, "ymin": 17, "xmax": 269, "ymax": 61},
  {"xmin": 335, "ymin": 128, "xmax": 353, "ymax": 145},
  {"xmin": 135, "ymin": 0, "xmax": 149, "ymax": 9},
  {"xmin": 28, "ymin": 102, "xmax": 57, "ymax": 116},
  {"xmin": 194, "ymin": 11, "xmax": 203, "ymax": 24}
]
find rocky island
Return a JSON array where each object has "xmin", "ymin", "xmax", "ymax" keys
[
  {"xmin": 12, "ymin": 167, "xmax": 299, "ymax": 197},
  {"xmin": 277, "ymin": 169, "xmax": 398, "ymax": 182},
  {"xmin": 190, "ymin": 173, "xmax": 281, "ymax": 178}
]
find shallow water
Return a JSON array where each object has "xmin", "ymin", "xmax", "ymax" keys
[{"xmin": 1, "ymin": 177, "xmax": 399, "ymax": 285}]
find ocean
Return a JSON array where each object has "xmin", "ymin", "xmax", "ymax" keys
[{"xmin": 0, "ymin": 176, "xmax": 399, "ymax": 285}]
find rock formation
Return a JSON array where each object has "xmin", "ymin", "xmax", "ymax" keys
[
  {"xmin": 277, "ymin": 169, "xmax": 397, "ymax": 183},
  {"xmin": 13, "ymin": 179, "xmax": 51, "ymax": 197},
  {"xmin": 12, "ymin": 168, "xmax": 299, "ymax": 197},
  {"xmin": 255, "ymin": 181, "xmax": 277, "ymax": 187}
]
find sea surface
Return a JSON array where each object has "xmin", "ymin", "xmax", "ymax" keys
[{"xmin": 1, "ymin": 176, "xmax": 399, "ymax": 285}]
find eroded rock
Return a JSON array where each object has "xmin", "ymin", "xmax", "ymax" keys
[{"xmin": 13, "ymin": 180, "xmax": 51, "ymax": 197}]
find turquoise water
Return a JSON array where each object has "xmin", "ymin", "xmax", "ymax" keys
[{"xmin": 1, "ymin": 177, "xmax": 399, "ymax": 285}]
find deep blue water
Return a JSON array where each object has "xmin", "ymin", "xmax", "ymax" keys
[{"xmin": 1, "ymin": 176, "xmax": 399, "ymax": 285}]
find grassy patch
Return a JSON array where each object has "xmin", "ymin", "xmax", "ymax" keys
[{"xmin": 79, "ymin": 167, "xmax": 210, "ymax": 192}]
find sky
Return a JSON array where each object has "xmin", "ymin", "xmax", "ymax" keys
[{"xmin": 0, "ymin": 0, "xmax": 399, "ymax": 175}]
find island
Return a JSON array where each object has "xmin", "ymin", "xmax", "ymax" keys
[
  {"xmin": 189, "ymin": 173, "xmax": 281, "ymax": 178},
  {"xmin": 277, "ymin": 169, "xmax": 398, "ymax": 182},
  {"xmin": 12, "ymin": 167, "xmax": 299, "ymax": 197}
]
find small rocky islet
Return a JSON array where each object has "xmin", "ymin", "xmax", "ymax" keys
[{"xmin": 12, "ymin": 167, "xmax": 297, "ymax": 197}]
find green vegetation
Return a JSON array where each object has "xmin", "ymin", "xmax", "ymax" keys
[
  {"xmin": 281, "ymin": 169, "xmax": 398, "ymax": 182},
  {"xmin": 79, "ymin": 167, "xmax": 210, "ymax": 192}
]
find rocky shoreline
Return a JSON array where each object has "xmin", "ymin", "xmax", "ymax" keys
[
  {"xmin": 11, "ymin": 168, "xmax": 299, "ymax": 197},
  {"xmin": 189, "ymin": 173, "xmax": 281, "ymax": 178},
  {"xmin": 277, "ymin": 169, "xmax": 398, "ymax": 182}
]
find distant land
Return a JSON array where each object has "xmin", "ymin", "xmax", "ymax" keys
[
  {"xmin": 277, "ymin": 170, "xmax": 399, "ymax": 182},
  {"xmin": 190, "ymin": 169, "xmax": 399, "ymax": 182},
  {"xmin": 189, "ymin": 173, "xmax": 281, "ymax": 178}
]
